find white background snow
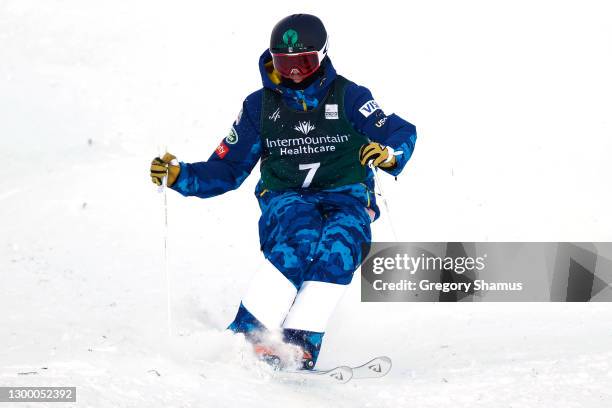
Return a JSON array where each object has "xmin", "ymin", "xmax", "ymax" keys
[{"xmin": 1, "ymin": 0, "xmax": 612, "ymax": 407}]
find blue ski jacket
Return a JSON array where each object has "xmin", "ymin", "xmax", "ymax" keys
[{"xmin": 171, "ymin": 50, "xmax": 417, "ymax": 220}]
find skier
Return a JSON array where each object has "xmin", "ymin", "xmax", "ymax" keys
[{"xmin": 150, "ymin": 14, "xmax": 417, "ymax": 370}]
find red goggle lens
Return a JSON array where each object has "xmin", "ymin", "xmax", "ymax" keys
[{"xmin": 271, "ymin": 52, "xmax": 320, "ymax": 79}]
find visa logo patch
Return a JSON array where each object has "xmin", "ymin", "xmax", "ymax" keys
[{"xmin": 359, "ymin": 100, "xmax": 381, "ymax": 118}]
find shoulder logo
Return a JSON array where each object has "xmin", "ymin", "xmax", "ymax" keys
[
  {"xmin": 375, "ymin": 116, "xmax": 388, "ymax": 128},
  {"xmin": 359, "ymin": 100, "xmax": 381, "ymax": 118},
  {"xmin": 294, "ymin": 121, "xmax": 316, "ymax": 135},
  {"xmin": 269, "ymin": 107, "xmax": 281, "ymax": 122},
  {"xmin": 325, "ymin": 104, "xmax": 339, "ymax": 120},
  {"xmin": 225, "ymin": 126, "xmax": 239, "ymax": 144}
]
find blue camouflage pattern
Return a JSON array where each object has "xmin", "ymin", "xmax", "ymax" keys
[{"xmin": 258, "ymin": 189, "xmax": 372, "ymax": 287}]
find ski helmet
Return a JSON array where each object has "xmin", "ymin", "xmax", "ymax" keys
[{"xmin": 269, "ymin": 14, "xmax": 329, "ymax": 83}]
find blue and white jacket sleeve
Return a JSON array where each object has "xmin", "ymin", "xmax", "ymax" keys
[
  {"xmin": 171, "ymin": 91, "xmax": 263, "ymax": 198},
  {"xmin": 344, "ymin": 83, "xmax": 417, "ymax": 176}
]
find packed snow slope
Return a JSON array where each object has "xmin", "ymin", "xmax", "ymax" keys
[{"xmin": 1, "ymin": 1, "xmax": 612, "ymax": 407}]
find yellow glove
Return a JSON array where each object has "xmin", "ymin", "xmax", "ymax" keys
[
  {"xmin": 150, "ymin": 153, "xmax": 180, "ymax": 187},
  {"xmin": 359, "ymin": 142, "xmax": 397, "ymax": 169}
]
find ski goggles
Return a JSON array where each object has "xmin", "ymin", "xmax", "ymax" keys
[{"xmin": 271, "ymin": 50, "xmax": 322, "ymax": 79}]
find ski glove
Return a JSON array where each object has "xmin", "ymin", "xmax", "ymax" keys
[
  {"xmin": 359, "ymin": 142, "xmax": 397, "ymax": 169},
  {"xmin": 150, "ymin": 153, "xmax": 180, "ymax": 187}
]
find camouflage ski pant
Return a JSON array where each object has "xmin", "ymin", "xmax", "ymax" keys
[{"xmin": 228, "ymin": 189, "xmax": 372, "ymax": 367}]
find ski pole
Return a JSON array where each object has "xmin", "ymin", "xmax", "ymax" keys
[
  {"xmin": 369, "ymin": 162, "xmax": 399, "ymax": 241},
  {"xmin": 158, "ymin": 150, "xmax": 178, "ymax": 337}
]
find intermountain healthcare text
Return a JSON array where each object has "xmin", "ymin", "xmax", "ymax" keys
[
  {"xmin": 371, "ymin": 280, "xmax": 524, "ymax": 293},
  {"xmin": 266, "ymin": 134, "xmax": 350, "ymax": 156}
]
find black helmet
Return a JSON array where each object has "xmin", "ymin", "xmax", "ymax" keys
[
  {"xmin": 269, "ymin": 14, "xmax": 329, "ymax": 82},
  {"xmin": 270, "ymin": 14, "xmax": 328, "ymax": 54}
]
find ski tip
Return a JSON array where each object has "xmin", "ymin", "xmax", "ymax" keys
[
  {"xmin": 379, "ymin": 356, "xmax": 392, "ymax": 368},
  {"xmin": 372, "ymin": 356, "xmax": 392, "ymax": 376},
  {"xmin": 381, "ymin": 356, "xmax": 392, "ymax": 375}
]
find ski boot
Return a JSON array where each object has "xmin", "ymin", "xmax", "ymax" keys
[{"xmin": 253, "ymin": 343, "xmax": 314, "ymax": 370}]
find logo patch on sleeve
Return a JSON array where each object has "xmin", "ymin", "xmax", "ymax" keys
[
  {"xmin": 225, "ymin": 127, "xmax": 239, "ymax": 144},
  {"xmin": 375, "ymin": 116, "xmax": 388, "ymax": 128},
  {"xmin": 215, "ymin": 141, "xmax": 229, "ymax": 159},
  {"xmin": 325, "ymin": 104, "xmax": 339, "ymax": 119},
  {"xmin": 359, "ymin": 100, "xmax": 381, "ymax": 118}
]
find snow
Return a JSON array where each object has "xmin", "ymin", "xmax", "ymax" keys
[{"xmin": 1, "ymin": 1, "xmax": 612, "ymax": 407}]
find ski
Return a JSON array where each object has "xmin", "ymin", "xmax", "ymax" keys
[
  {"xmin": 276, "ymin": 356, "xmax": 392, "ymax": 384},
  {"xmin": 276, "ymin": 365, "xmax": 353, "ymax": 384}
]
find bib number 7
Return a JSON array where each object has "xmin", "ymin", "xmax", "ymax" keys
[{"xmin": 299, "ymin": 162, "xmax": 321, "ymax": 188}]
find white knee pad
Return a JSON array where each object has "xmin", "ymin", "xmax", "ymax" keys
[
  {"xmin": 241, "ymin": 261, "xmax": 298, "ymax": 330},
  {"xmin": 282, "ymin": 281, "xmax": 348, "ymax": 333}
]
